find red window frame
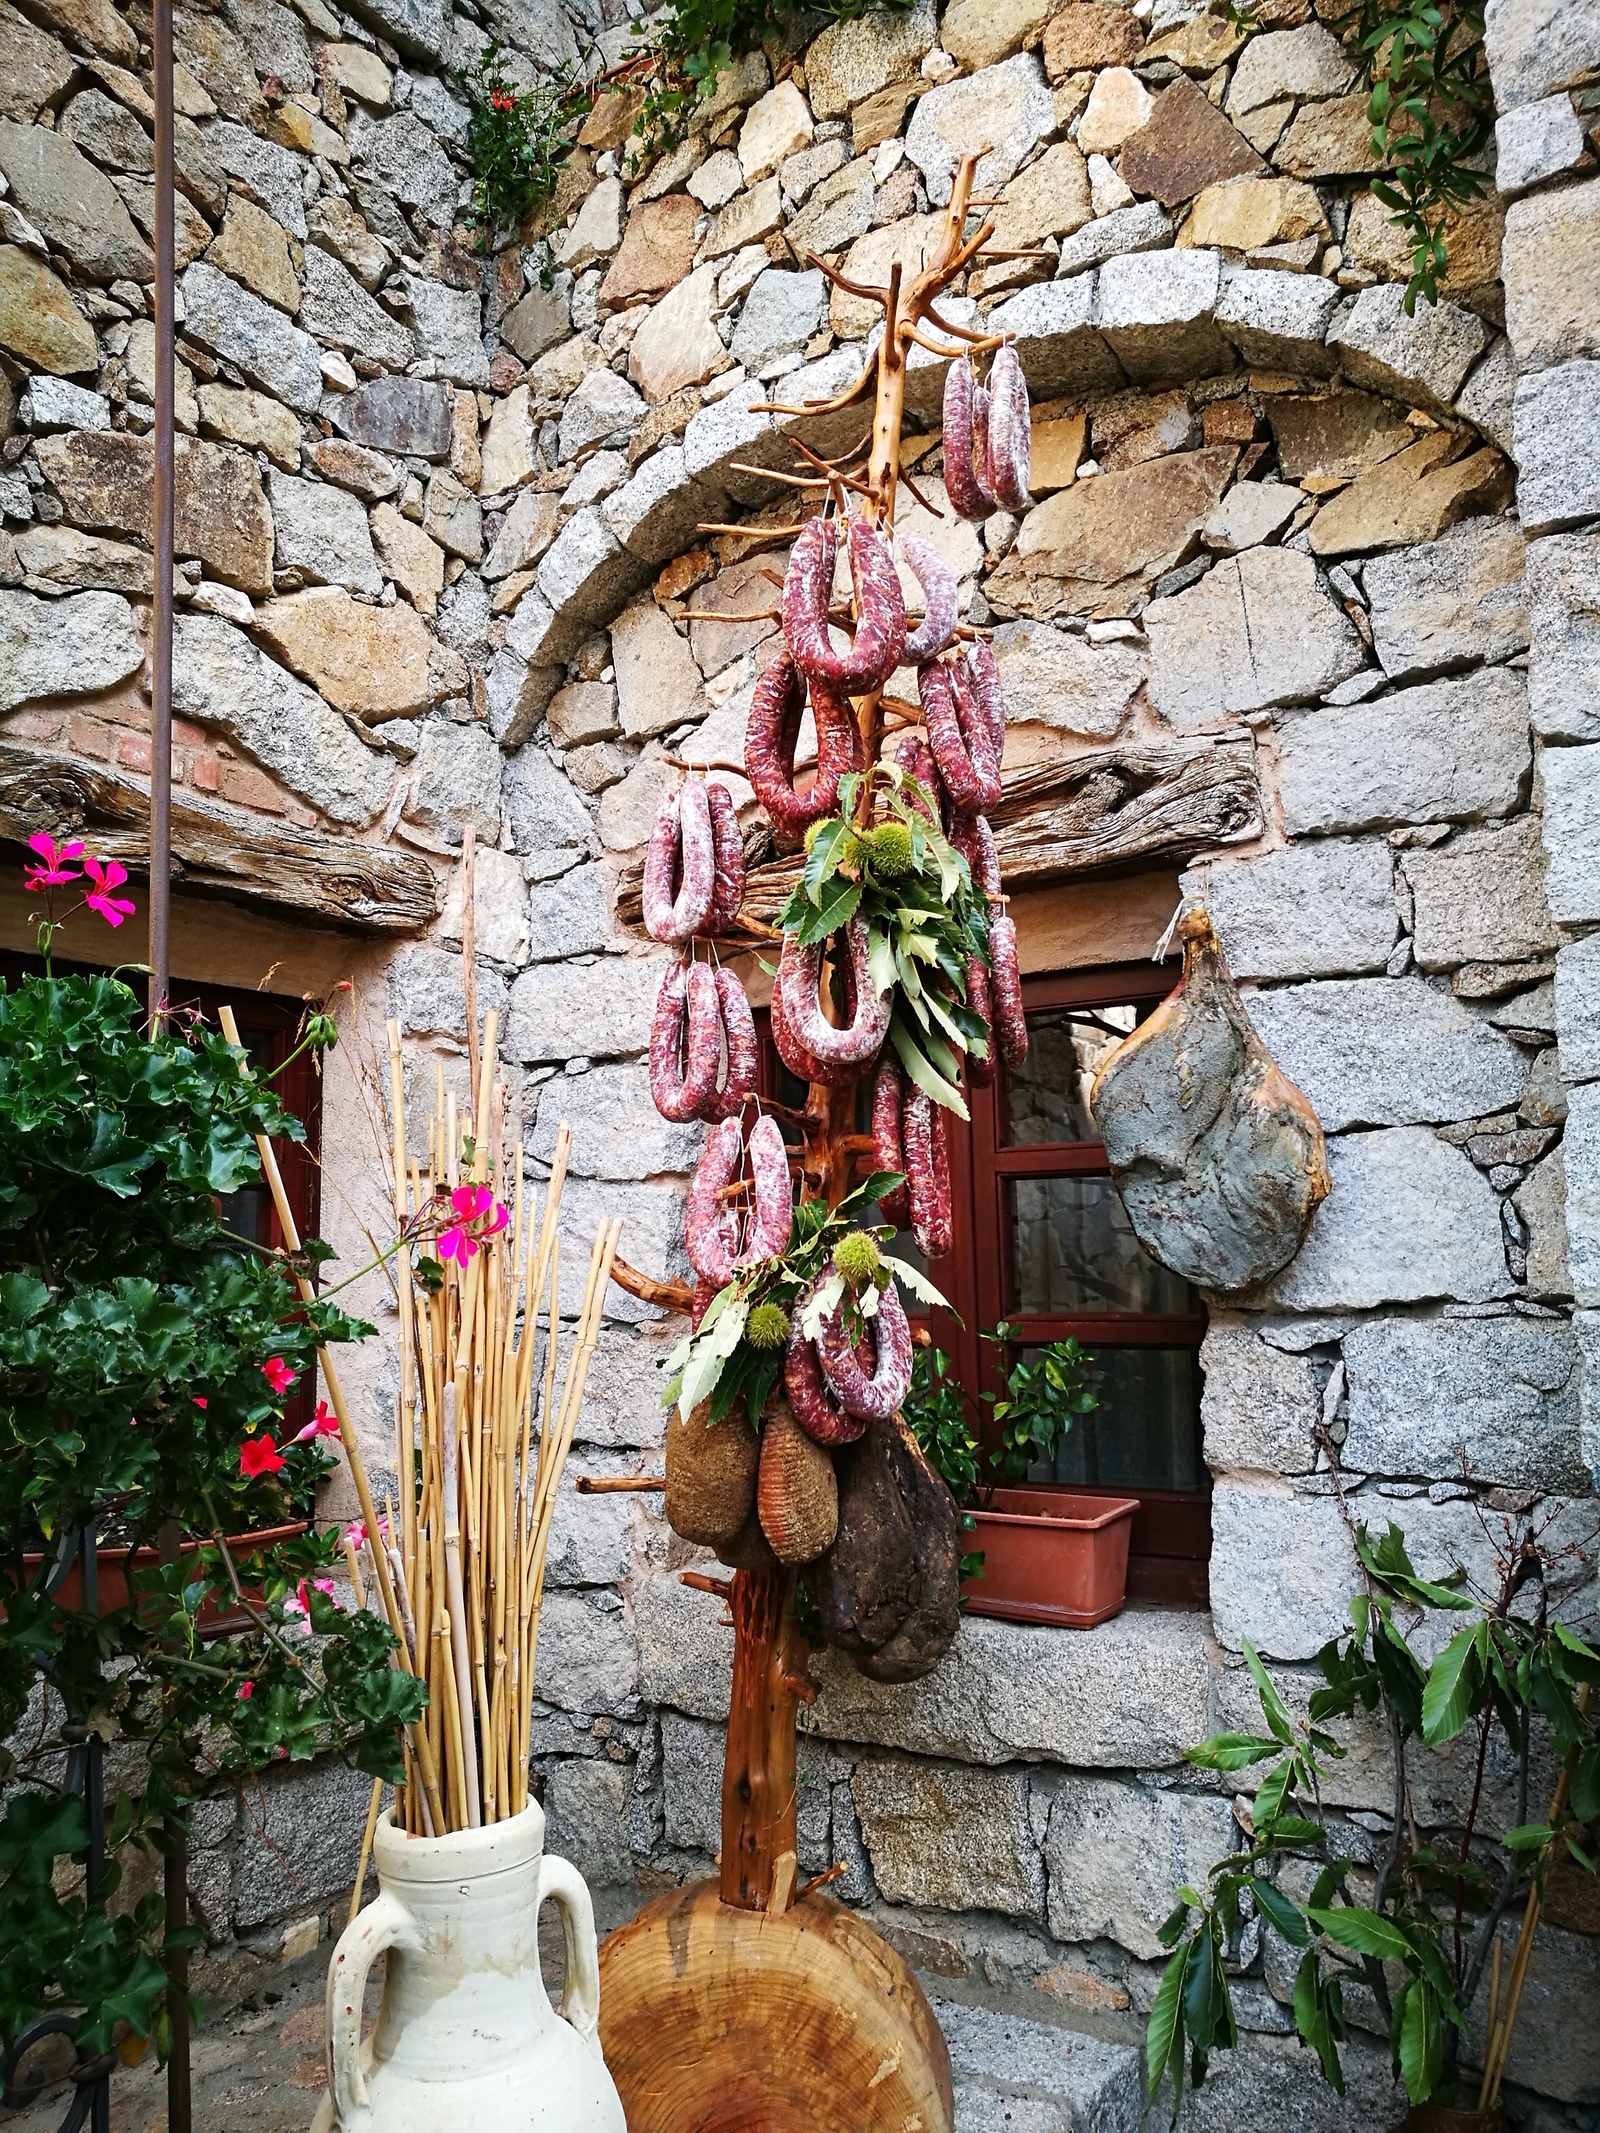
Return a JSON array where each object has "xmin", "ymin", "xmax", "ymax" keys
[{"xmin": 757, "ymin": 958, "xmax": 1211, "ymax": 1609}]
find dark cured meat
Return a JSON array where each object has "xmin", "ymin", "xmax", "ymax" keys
[
  {"xmin": 781, "ymin": 515, "xmax": 906, "ymax": 692},
  {"xmin": 941, "ymin": 355, "xmax": 991, "ymax": 523},
  {"xmin": 771, "ymin": 967, "xmax": 856, "ymax": 1088},
  {"xmin": 963, "ymin": 639, "xmax": 1006, "ymax": 765},
  {"xmin": 704, "ymin": 780, "xmax": 745, "ymax": 935},
  {"xmin": 871, "ymin": 1054, "xmax": 910, "ymax": 1227},
  {"xmin": 641, "ymin": 780, "xmax": 715, "ymax": 944},
  {"xmin": 989, "ymin": 912, "xmax": 1028, "ymax": 1069},
  {"xmin": 817, "ymin": 1274, "xmax": 913, "ymax": 1420},
  {"xmin": 900, "ymin": 533, "xmax": 958, "ymax": 662},
  {"xmin": 813, "ymin": 1413, "xmax": 960, "ymax": 1682},
  {"xmin": 986, "ymin": 341, "xmax": 1031, "ymax": 513},
  {"xmin": 901, "ymin": 1088, "xmax": 952, "ymax": 1260},
  {"xmin": 739, "ymin": 1113, "xmax": 793, "ymax": 1264},
  {"xmin": 965, "ymin": 955, "xmax": 995, "ymax": 1088},
  {"xmin": 785, "ymin": 1317, "xmax": 868, "ymax": 1446},
  {"xmin": 743, "ymin": 652, "xmax": 861, "ymax": 850},
  {"xmin": 779, "ymin": 918, "xmax": 890, "ymax": 1070},
  {"xmin": 972, "ymin": 385, "xmax": 993, "ymax": 508},
  {"xmin": 920, "ymin": 660, "xmax": 1001, "ymax": 812},
  {"xmin": 702, "ymin": 965, "xmax": 758, "ymax": 1121},
  {"xmin": 649, "ymin": 959, "xmax": 722, "ymax": 1123},
  {"xmin": 893, "ymin": 734, "xmax": 944, "ymax": 826}
]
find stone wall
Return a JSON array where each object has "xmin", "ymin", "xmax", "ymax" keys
[{"xmin": 2, "ymin": 0, "xmax": 1599, "ymax": 2117}]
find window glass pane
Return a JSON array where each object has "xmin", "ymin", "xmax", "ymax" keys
[
  {"xmin": 1008, "ymin": 1176, "xmax": 1197, "ymax": 1316},
  {"xmin": 1004, "ymin": 1002, "xmax": 1143, "ymax": 1146},
  {"xmin": 1013, "ymin": 1345, "xmax": 1203, "ymax": 1492},
  {"xmin": 218, "ymin": 1183, "xmax": 272, "ymax": 1248}
]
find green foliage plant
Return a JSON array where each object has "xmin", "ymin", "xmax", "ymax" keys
[
  {"xmin": 981, "ymin": 1321, "xmax": 1098, "ymax": 1489},
  {"xmin": 459, "ymin": 39, "xmax": 592, "ymax": 251},
  {"xmin": 1146, "ymin": 1515, "xmax": 1600, "ymax": 2118},
  {"xmin": 0, "ymin": 840, "xmax": 424, "ymax": 2065},
  {"xmin": 777, "ymin": 763, "xmax": 994, "ymax": 1122}
]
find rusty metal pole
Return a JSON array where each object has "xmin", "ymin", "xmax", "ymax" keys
[
  {"xmin": 148, "ymin": 0, "xmax": 175, "ymax": 1032},
  {"xmin": 150, "ymin": 6, "xmax": 189, "ymax": 2131}
]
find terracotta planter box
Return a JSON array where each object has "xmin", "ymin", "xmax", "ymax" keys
[
  {"xmin": 959, "ymin": 1488, "xmax": 1139, "ymax": 1629},
  {"xmin": 19, "ymin": 1520, "xmax": 309, "ymax": 1635}
]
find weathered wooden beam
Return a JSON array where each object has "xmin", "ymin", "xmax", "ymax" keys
[
  {"xmin": 0, "ymin": 741, "xmax": 437, "ymax": 934},
  {"xmin": 615, "ymin": 735, "xmax": 1263, "ymax": 934}
]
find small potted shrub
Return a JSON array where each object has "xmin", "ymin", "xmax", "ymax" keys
[{"xmin": 905, "ymin": 1325, "xmax": 1138, "ymax": 1629}]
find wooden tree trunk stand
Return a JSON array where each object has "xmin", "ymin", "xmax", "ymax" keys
[{"xmin": 597, "ymin": 151, "xmax": 1019, "ymax": 2131}]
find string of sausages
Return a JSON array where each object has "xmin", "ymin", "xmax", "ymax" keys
[{"xmin": 942, "ymin": 344, "xmax": 1032, "ymax": 523}]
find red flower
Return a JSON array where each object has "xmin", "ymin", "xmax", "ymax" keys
[
  {"xmin": 237, "ymin": 1680, "xmax": 254, "ymax": 1700},
  {"xmin": 239, "ymin": 1435, "xmax": 286, "ymax": 1479},
  {"xmin": 294, "ymin": 1400, "xmax": 339, "ymax": 1444},
  {"xmin": 82, "ymin": 855, "xmax": 136, "ymax": 928},
  {"xmin": 23, "ymin": 832, "xmax": 84, "ymax": 891},
  {"xmin": 193, "ymin": 1396, "xmax": 208, "ymax": 1409},
  {"xmin": 261, "ymin": 1357, "xmax": 297, "ymax": 1395}
]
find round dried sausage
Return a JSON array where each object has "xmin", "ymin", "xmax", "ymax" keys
[
  {"xmin": 649, "ymin": 959, "xmax": 723, "ymax": 1123},
  {"xmin": 705, "ymin": 779, "xmax": 745, "ymax": 935},
  {"xmin": 782, "ymin": 514, "xmax": 906, "ymax": 691},
  {"xmin": 942, "ymin": 355, "xmax": 992, "ymax": 522},
  {"xmin": 703, "ymin": 965, "xmax": 758, "ymax": 1121},
  {"xmin": 990, "ymin": 911, "xmax": 1029, "ymax": 1069},
  {"xmin": 785, "ymin": 1315, "xmax": 868, "ymax": 1445},
  {"xmin": 779, "ymin": 917, "xmax": 891, "ymax": 1070},
  {"xmin": 920, "ymin": 660, "xmax": 1001, "ymax": 813},
  {"xmin": 871, "ymin": 1053, "xmax": 910, "ymax": 1227},
  {"xmin": 642, "ymin": 780, "xmax": 715, "ymax": 944},
  {"xmin": 986, "ymin": 341, "xmax": 1032, "ymax": 513},
  {"xmin": 685, "ymin": 1116, "xmax": 744, "ymax": 1285},
  {"xmin": 902, "ymin": 1087, "xmax": 953, "ymax": 1260},
  {"xmin": 738, "ymin": 1113, "xmax": 794, "ymax": 1264},
  {"xmin": 818, "ymin": 1272, "xmax": 913, "ymax": 1420},
  {"xmin": 901, "ymin": 533, "xmax": 958, "ymax": 662}
]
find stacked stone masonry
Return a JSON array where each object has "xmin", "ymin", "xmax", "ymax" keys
[{"xmin": 2, "ymin": 0, "xmax": 1599, "ymax": 2118}]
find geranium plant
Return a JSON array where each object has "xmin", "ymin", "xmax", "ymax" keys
[{"xmin": 0, "ymin": 838, "xmax": 424, "ymax": 2064}]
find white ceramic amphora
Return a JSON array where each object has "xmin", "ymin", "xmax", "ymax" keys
[{"xmin": 310, "ymin": 1798, "xmax": 626, "ymax": 2133}]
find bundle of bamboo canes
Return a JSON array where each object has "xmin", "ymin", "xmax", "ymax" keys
[{"xmin": 381, "ymin": 1011, "xmax": 620, "ymax": 1835}]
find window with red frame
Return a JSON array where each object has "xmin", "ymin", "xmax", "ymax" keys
[
  {"xmin": 0, "ymin": 948, "xmax": 324, "ymax": 1437},
  {"xmin": 757, "ymin": 957, "xmax": 1210, "ymax": 1607}
]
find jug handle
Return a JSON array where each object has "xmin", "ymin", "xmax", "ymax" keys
[
  {"xmin": 325, "ymin": 1889, "xmax": 419, "ymax": 2133},
  {"xmin": 535, "ymin": 1853, "xmax": 602, "ymax": 2041}
]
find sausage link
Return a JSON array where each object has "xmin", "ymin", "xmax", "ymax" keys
[
  {"xmin": 785, "ymin": 1315, "xmax": 867, "ymax": 1445},
  {"xmin": 949, "ymin": 807, "xmax": 1000, "ymax": 898},
  {"xmin": 901, "ymin": 532, "xmax": 959, "ymax": 662},
  {"xmin": 986, "ymin": 341, "xmax": 1032, "ymax": 513},
  {"xmin": 738, "ymin": 1113, "xmax": 794, "ymax": 1264},
  {"xmin": 950, "ymin": 658, "xmax": 1003, "ymax": 809},
  {"xmin": 705, "ymin": 779, "xmax": 745, "ymax": 935},
  {"xmin": 779, "ymin": 917, "xmax": 890, "ymax": 1070},
  {"xmin": 691, "ymin": 1276, "xmax": 718, "ymax": 1331},
  {"xmin": 744, "ymin": 652, "xmax": 823, "ymax": 848},
  {"xmin": 894, "ymin": 734, "xmax": 945, "ymax": 826},
  {"xmin": 818, "ymin": 1272, "xmax": 913, "ymax": 1420},
  {"xmin": 903, "ymin": 1088, "xmax": 953, "ymax": 1260},
  {"xmin": 964, "ymin": 639, "xmax": 1007, "ymax": 763},
  {"xmin": 813, "ymin": 670, "xmax": 866, "ymax": 792},
  {"xmin": 642, "ymin": 781, "xmax": 715, "ymax": 944},
  {"xmin": 871, "ymin": 1053, "xmax": 910, "ymax": 1227},
  {"xmin": 685, "ymin": 1115, "xmax": 744, "ymax": 1285},
  {"xmin": 972, "ymin": 384, "xmax": 994, "ymax": 508},
  {"xmin": 990, "ymin": 911, "xmax": 1029, "ymax": 1069},
  {"xmin": 650, "ymin": 961, "xmax": 719, "ymax": 1123},
  {"xmin": 965, "ymin": 955, "xmax": 996, "ymax": 1088},
  {"xmin": 703, "ymin": 965, "xmax": 758, "ymax": 1122},
  {"xmin": 920, "ymin": 660, "xmax": 1001, "ymax": 813},
  {"xmin": 780, "ymin": 515, "xmax": 838, "ymax": 679},
  {"xmin": 942, "ymin": 355, "xmax": 992, "ymax": 522},
  {"xmin": 771, "ymin": 967, "xmax": 856, "ymax": 1089}
]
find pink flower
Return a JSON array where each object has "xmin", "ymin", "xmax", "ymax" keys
[
  {"xmin": 23, "ymin": 832, "xmax": 84, "ymax": 891},
  {"xmin": 261, "ymin": 1357, "xmax": 296, "ymax": 1396},
  {"xmin": 81, "ymin": 855, "xmax": 136, "ymax": 928},
  {"xmin": 293, "ymin": 1399, "xmax": 339, "ymax": 1444},
  {"xmin": 438, "ymin": 1183, "xmax": 510, "ymax": 1264},
  {"xmin": 237, "ymin": 1680, "xmax": 254, "ymax": 1700},
  {"xmin": 344, "ymin": 1515, "xmax": 389, "ymax": 1550},
  {"xmin": 239, "ymin": 1435, "xmax": 286, "ymax": 1479},
  {"xmin": 284, "ymin": 1576, "xmax": 338, "ymax": 1633},
  {"xmin": 193, "ymin": 1396, "xmax": 207, "ymax": 1409}
]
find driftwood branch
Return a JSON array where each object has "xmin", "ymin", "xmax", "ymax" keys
[
  {"xmin": 614, "ymin": 738, "xmax": 1264, "ymax": 929},
  {"xmin": 0, "ymin": 741, "xmax": 436, "ymax": 933}
]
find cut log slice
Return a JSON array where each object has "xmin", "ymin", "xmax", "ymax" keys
[
  {"xmin": 1089, "ymin": 904, "xmax": 1330, "ymax": 1292},
  {"xmin": 597, "ymin": 1879, "xmax": 955, "ymax": 2133}
]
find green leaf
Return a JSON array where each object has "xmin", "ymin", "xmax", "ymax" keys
[
  {"xmin": 1501, "ymin": 1823, "xmax": 1555, "ymax": 1852},
  {"xmin": 1308, "ymin": 1905, "xmax": 1412, "ymax": 1963},
  {"xmin": 1421, "ymin": 1622, "xmax": 1483, "ymax": 1744},
  {"xmin": 1397, "ymin": 1978, "xmax": 1445, "ymax": 2104},
  {"xmin": 1146, "ymin": 1941, "xmax": 1188, "ymax": 2096},
  {"xmin": 1244, "ymin": 1639, "xmax": 1296, "ymax": 1745},
  {"xmin": 1183, "ymin": 1732, "xmax": 1284, "ymax": 1772},
  {"xmin": 1249, "ymin": 1878, "xmax": 1311, "ymax": 1947},
  {"xmin": 889, "ymin": 1015, "xmax": 969, "ymax": 1120},
  {"xmin": 802, "ymin": 816, "xmax": 854, "ymax": 901},
  {"xmin": 676, "ymin": 1297, "xmax": 747, "ymax": 1421},
  {"xmin": 883, "ymin": 1255, "xmax": 952, "ymax": 1313},
  {"xmin": 1572, "ymin": 1745, "xmax": 1600, "ymax": 1825}
]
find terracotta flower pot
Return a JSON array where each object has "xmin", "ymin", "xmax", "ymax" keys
[
  {"xmin": 960, "ymin": 1487, "xmax": 1139, "ymax": 1629},
  {"xmin": 19, "ymin": 1520, "xmax": 309, "ymax": 1635}
]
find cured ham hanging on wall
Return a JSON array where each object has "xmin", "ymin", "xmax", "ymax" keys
[{"xmin": 1089, "ymin": 905, "xmax": 1330, "ymax": 1293}]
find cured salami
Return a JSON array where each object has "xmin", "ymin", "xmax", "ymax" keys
[
  {"xmin": 685, "ymin": 1115, "xmax": 744, "ymax": 1285},
  {"xmin": 703, "ymin": 965, "xmax": 758, "ymax": 1121},
  {"xmin": 986, "ymin": 341, "xmax": 1032, "ymax": 513},
  {"xmin": 771, "ymin": 966, "xmax": 857, "ymax": 1089},
  {"xmin": 963, "ymin": 639, "xmax": 1007, "ymax": 764},
  {"xmin": 920, "ymin": 659, "xmax": 1001, "ymax": 813},
  {"xmin": 902, "ymin": 1087, "xmax": 953, "ymax": 1260},
  {"xmin": 649, "ymin": 959, "xmax": 722, "ymax": 1123},
  {"xmin": 817, "ymin": 1271, "xmax": 913, "ymax": 1420},
  {"xmin": 942, "ymin": 355, "xmax": 991, "ymax": 522},
  {"xmin": 972, "ymin": 384, "xmax": 993, "ymax": 508},
  {"xmin": 641, "ymin": 780, "xmax": 715, "ymax": 944},
  {"xmin": 739, "ymin": 1112, "xmax": 794, "ymax": 1264},
  {"xmin": 965, "ymin": 955, "xmax": 996, "ymax": 1088},
  {"xmin": 781, "ymin": 514, "xmax": 906, "ymax": 692},
  {"xmin": 900, "ymin": 533, "xmax": 958, "ymax": 663},
  {"xmin": 871, "ymin": 1054, "xmax": 910, "ymax": 1227},
  {"xmin": 778, "ymin": 917, "xmax": 890, "ymax": 1071},
  {"xmin": 893, "ymin": 734, "xmax": 945, "ymax": 826},
  {"xmin": 743, "ymin": 651, "xmax": 861, "ymax": 848},
  {"xmin": 704, "ymin": 779, "xmax": 745, "ymax": 935},
  {"xmin": 786, "ymin": 1314, "xmax": 868, "ymax": 1445},
  {"xmin": 989, "ymin": 911, "xmax": 1029, "ymax": 1069}
]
